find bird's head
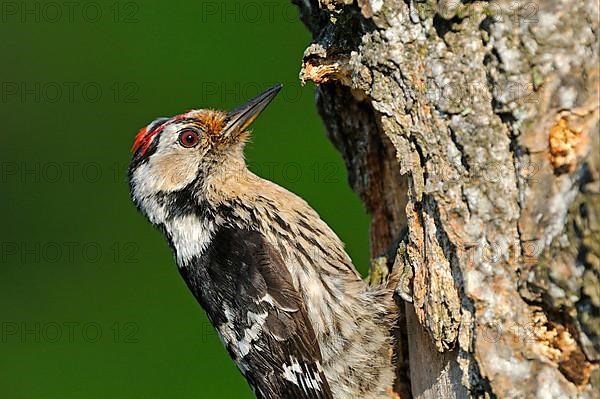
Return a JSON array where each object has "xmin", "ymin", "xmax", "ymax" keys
[{"xmin": 128, "ymin": 84, "xmax": 282, "ymax": 222}]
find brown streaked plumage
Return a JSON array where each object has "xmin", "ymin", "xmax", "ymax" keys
[{"xmin": 128, "ymin": 85, "xmax": 399, "ymax": 399}]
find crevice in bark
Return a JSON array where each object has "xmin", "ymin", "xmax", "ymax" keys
[
  {"xmin": 478, "ymin": 15, "xmax": 493, "ymax": 37},
  {"xmin": 394, "ymin": 296, "xmax": 413, "ymax": 399},
  {"xmin": 448, "ymin": 125, "xmax": 470, "ymax": 173},
  {"xmin": 460, "ymin": 348, "xmax": 494, "ymax": 399}
]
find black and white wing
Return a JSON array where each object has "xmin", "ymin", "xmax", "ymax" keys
[{"xmin": 179, "ymin": 227, "xmax": 333, "ymax": 399}]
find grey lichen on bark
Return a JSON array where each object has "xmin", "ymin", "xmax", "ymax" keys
[{"xmin": 292, "ymin": 0, "xmax": 599, "ymax": 397}]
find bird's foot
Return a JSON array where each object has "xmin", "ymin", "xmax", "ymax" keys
[
  {"xmin": 367, "ymin": 256, "xmax": 389, "ymax": 287},
  {"xmin": 393, "ymin": 248, "xmax": 413, "ymax": 303}
]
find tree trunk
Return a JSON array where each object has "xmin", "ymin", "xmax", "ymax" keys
[{"xmin": 291, "ymin": 0, "xmax": 599, "ymax": 397}]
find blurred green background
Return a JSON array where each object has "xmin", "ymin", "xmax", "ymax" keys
[{"xmin": 0, "ymin": 1, "xmax": 369, "ymax": 398}]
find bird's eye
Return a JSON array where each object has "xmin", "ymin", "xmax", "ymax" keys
[{"xmin": 178, "ymin": 130, "xmax": 200, "ymax": 148}]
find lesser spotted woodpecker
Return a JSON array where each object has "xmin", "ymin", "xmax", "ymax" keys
[{"xmin": 128, "ymin": 85, "xmax": 399, "ymax": 399}]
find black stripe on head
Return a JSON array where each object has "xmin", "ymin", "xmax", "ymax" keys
[
  {"xmin": 148, "ymin": 117, "xmax": 170, "ymax": 133},
  {"xmin": 129, "ymin": 117, "xmax": 170, "ymax": 171}
]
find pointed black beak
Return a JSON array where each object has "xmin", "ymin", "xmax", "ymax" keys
[{"xmin": 222, "ymin": 84, "xmax": 282, "ymax": 139}]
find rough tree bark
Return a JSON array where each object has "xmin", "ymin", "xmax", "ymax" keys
[{"xmin": 291, "ymin": 0, "xmax": 599, "ymax": 397}]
